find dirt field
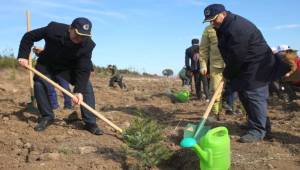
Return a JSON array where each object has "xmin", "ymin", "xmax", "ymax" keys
[{"xmin": 0, "ymin": 68, "xmax": 299, "ymax": 170}]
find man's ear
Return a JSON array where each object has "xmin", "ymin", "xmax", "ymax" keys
[{"xmin": 222, "ymin": 11, "xmax": 227, "ymax": 17}]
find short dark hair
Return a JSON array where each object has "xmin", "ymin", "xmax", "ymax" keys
[{"xmin": 191, "ymin": 39, "xmax": 199, "ymax": 45}]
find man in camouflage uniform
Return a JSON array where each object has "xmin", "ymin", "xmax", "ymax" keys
[
  {"xmin": 108, "ymin": 65, "xmax": 126, "ymax": 89},
  {"xmin": 199, "ymin": 24, "xmax": 225, "ymax": 120}
]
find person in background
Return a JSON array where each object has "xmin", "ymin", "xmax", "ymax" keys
[
  {"xmin": 268, "ymin": 47, "xmax": 284, "ymax": 101},
  {"xmin": 108, "ymin": 65, "xmax": 127, "ymax": 89},
  {"xmin": 199, "ymin": 24, "xmax": 225, "ymax": 119},
  {"xmin": 179, "ymin": 67, "xmax": 192, "ymax": 87},
  {"xmin": 276, "ymin": 45, "xmax": 300, "ymax": 80},
  {"xmin": 276, "ymin": 45, "xmax": 300, "ymax": 101},
  {"xmin": 185, "ymin": 38, "xmax": 209, "ymax": 100}
]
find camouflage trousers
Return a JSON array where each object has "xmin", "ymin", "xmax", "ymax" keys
[{"xmin": 209, "ymin": 68, "xmax": 224, "ymax": 115}]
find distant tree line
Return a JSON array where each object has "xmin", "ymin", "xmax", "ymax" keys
[
  {"xmin": 93, "ymin": 65, "xmax": 157, "ymax": 77},
  {"xmin": 162, "ymin": 68, "xmax": 173, "ymax": 77},
  {"xmin": 0, "ymin": 49, "xmax": 157, "ymax": 77}
]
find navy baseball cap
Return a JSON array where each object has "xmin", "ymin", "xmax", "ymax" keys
[
  {"xmin": 71, "ymin": 17, "xmax": 92, "ymax": 37},
  {"xmin": 203, "ymin": 4, "xmax": 226, "ymax": 23}
]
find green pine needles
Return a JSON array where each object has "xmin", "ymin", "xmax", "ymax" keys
[{"xmin": 122, "ymin": 115, "xmax": 173, "ymax": 169}]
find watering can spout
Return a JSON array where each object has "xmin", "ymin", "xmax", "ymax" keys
[
  {"xmin": 192, "ymin": 143, "xmax": 209, "ymax": 162},
  {"xmin": 180, "ymin": 138, "xmax": 209, "ymax": 163}
]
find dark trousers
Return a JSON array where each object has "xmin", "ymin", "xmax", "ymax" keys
[
  {"xmin": 269, "ymin": 81, "xmax": 282, "ymax": 98},
  {"xmin": 34, "ymin": 64, "xmax": 97, "ymax": 125},
  {"xmin": 45, "ymin": 76, "xmax": 72, "ymax": 109},
  {"xmin": 223, "ymin": 82, "xmax": 238, "ymax": 111},
  {"xmin": 181, "ymin": 77, "xmax": 191, "ymax": 86},
  {"xmin": 193, "ymin": 71, "xmax": 209, "ymax": 99},
  {"xmin": 238, "ymin": 85, "xmax": 270, "ymax": 139}
]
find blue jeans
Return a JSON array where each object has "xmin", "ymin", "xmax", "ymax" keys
[
  {"xmin": 34, "ymin": 64, "xmax": 97, "ymax": 125},
  {"xmin": 192, "ymin": 70, "xmax": 209, "ymax": 99},
  {"xmin": 238, "ymin": 85, "xmax": 269, "ymax": 139},
  {"xmin": 46, "ymin": 76, "xmax": 72, "ymax": 109}
]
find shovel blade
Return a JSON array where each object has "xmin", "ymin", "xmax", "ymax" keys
[
  {"xmin": 183, "ymin": 123, "xmax": 197, "ymax": 138},
  {"xmin": 194, "ymin": 126, "xmax": 210, "ymax": 142},
  {"xmin": 183, "ymin": 123, "xmax": 211, "ymax": 142}
]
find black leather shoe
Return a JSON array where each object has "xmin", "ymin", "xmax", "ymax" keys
[
  {"xmin": 238, "ymin": 133, "xmax": 262, "ymax": 143},
  {"xmin": 85, "ymin": 124, "xmax": 103, "ymax": 135},
  {"xmin": 34, "ymin": 118, "xmax": 54, "ymax": 132}
]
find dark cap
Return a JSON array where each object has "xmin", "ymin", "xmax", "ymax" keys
[
  {"xmin": 71, "ymin": 17, "xmax": 92, "ymax": 37},
  {"xmin": 191, "ymin": 39, "xmax": 199, "ymax": 45},
  {"xmin": 203, "ymin": 4, "xmax": 226, "ymax": 23}
]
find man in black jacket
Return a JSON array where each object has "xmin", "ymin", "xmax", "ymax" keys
[
  {"xmin": 18, "ymin": 17, "xmax": 103, "ymax": 135},
  {"xmin": 203, "ymin": 4, "xmax": 290, "ymax": 142},
  {"xmin": 185, "ymin": 39, "xmax": 209, "ymax": 100}
]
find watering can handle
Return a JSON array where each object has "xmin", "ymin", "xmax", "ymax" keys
[{"xmin": 207, "ymin": 126, "xmax": 228, "ymax": 141}]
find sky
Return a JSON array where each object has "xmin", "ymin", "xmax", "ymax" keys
[{"xmin": 1, "ymin": 0, "xmax": 300, "ymax": 75}]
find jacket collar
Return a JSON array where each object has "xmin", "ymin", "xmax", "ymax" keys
[
  {"xmin": 64, "ymin": 31, "xmax": 87, "ymax": 48},
  {"xmin": 218, "ymin": 11, "xmax": 234, "ymax": 33}
]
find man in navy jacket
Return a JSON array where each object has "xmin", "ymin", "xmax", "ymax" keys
[
  {"xmin": 18, "ymin": 17, "xmax": 103, "ymax": 135},
  {"xmin": 203, "ymin": 4, "xmax": 290, "ymax": 142},
  {"xmin": 185, "ymin": 39, "xmax": 209, "ymax": 100}
]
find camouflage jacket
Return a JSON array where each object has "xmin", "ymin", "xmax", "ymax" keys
[{"xmin": 199, "ymin": 25, "xmax": 225, "ymax": 71}]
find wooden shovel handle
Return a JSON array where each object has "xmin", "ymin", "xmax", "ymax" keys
[
  {"xmin": 26, "ymin": 10, "xmax": 35, "ymax": 106},
  {"xmin": 202, "ymin": 81, "xmax": 224, "ymax": 119},
  {"xmin": 24, "ymin": 65, "xmax": 123, "ymax": 133}
]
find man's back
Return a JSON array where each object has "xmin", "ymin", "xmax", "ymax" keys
[
  {"xmin": 18, "ymin": 22, "xmax": 95, "ymax": 71},
  {"xmin": 199, "ymin": 25, "xmax": 224, "ymax": 70},
  {"xmin": 185, "ymin": 44, "xmax": 200, "ymax": 71},
  {"xmin": 216, "ymin": 12, "xmax": 283, "ymax": 90}
]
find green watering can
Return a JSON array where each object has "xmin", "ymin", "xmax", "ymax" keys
[
  {"xmin": 180, "ymin": 126, "xmax": 231, "ymax": 170},
  {"xmin": 174, "ymin": 90, "xmax": 190, "ymax": 102}
]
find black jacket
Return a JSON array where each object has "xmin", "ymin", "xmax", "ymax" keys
[
  {"xmin": 216, "ymin": 12, "xmax": 290, "ymax": 90},
  {"xmin": 18, "ymin": 22, "xmax": 96, "ymax": 93},
  {"xmin": 185, "ymin": 45, "xmax": 200, "ymax": 72}
]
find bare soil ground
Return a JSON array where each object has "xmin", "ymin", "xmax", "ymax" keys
[{"xmin": 0, "ymin": 68, "xmax": 299, "ymax": 170}]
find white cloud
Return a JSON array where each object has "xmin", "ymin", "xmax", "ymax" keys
[{"xmin": 274, "ymin": 24, "xmax": 300, "ymax": 30}]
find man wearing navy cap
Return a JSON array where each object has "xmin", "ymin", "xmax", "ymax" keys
[
  {"xmin": 202, "ymin": 4, "xmax": 290, "ymax": 142},
  {"xmin": 185, "ymin": 38, "xmax": 209, "ymax": 100},
  {"xmin": 18, "ymin": 17, "xmax": 103, "ymax": 135}
]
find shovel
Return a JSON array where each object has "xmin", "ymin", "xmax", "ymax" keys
[
  {"xmin": 182, "ymin": 81, "xmax": 224, "ymax": 143},
  {"xmin": 24, "ymin": 65, "xmax": 123, "ymax": 134}
]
